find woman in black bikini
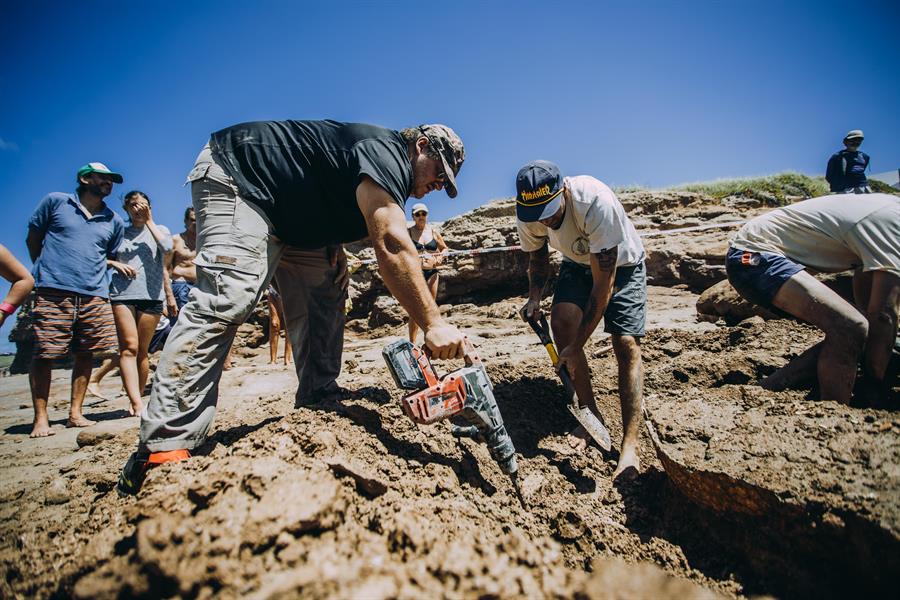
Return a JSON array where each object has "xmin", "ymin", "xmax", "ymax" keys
[{"xmin": 407, "ymin": 202, "xmax": 448, "ymax": 343}]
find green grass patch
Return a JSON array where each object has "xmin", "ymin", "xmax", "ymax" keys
[
  {"xmin": 0, "ymin": 355, "xmax": 13, "ymax": 370},
  {"xmin": 674, "ymin": 172, "xmax": 830, "ymax": 205}
]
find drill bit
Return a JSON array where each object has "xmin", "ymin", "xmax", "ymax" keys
[{"xmin": 509, "ymin": 471, "xmax": 527, "ymax": 509}]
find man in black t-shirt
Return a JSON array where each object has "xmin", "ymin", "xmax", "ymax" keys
[{"xmin": 119, "ymin": 121, "xmax": 468, "ymax": 494}]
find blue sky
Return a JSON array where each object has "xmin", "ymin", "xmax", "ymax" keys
[{"xmin": 1, "ymin": 0, "xmax": 898, "ymax": 352}]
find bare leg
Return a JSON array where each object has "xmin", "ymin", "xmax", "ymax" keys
[
  {"xmin": 67, "ymin": 352, "xmax": 95, "ymax": 427},
  {"xmin": 87, "ymin": 357, "xmax": 119, "ymax": 400},
  {"xmin": 863, "ymin": 271, "xmax": 900, "ymax": 386},
  {"xmin": 268, "ymin": 296, "xmax": 280, "ymax": 364},
  {"xmin": 772, "ymin": 271, "xmax": 868, "ymax": 403},
  {"xmin": 29, "ymin": 358, "xmax": 55, "ymax": 437},
  {"xmin": 136, "ymin": 311, "xmax": 161, "ymax": 401},
  {"xmin": 113, "ymin": 304, "xmax": 143, "ymax": 416},
  {"xmin": 612, "ymin": 334, "xmax": 642, "ymax": 479},
  {"xmin": 551, "ymin": 302, "xmax": 596, "ymax": 451}
]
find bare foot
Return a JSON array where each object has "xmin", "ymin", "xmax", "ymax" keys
[
  {"xmin": 566, "ymin": 425, "xmax": 590, "ymax": 452},
  {"xmin": 86, "ymin": 382, "xmax": 111, "ymax": 401},
  {"xmin": 613, "ymin": 446, "xmax": 640, "ymax": 480},
  {"xmin": 128, "ymin": 400, "xmax": 144, "ymax": 417},
  {"xmin": 30, "ymin": 420, "xmax": 56, "ymax": 438},
  {"xmin": 66, "ymin": 416, "xmax": 96, "ymax": 428}
]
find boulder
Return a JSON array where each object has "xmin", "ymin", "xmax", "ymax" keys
[
  {"xmin": 696, "ymin": 280, "xmax": 778, "ymax": 323},
  {"xmin": 368, "ymin": 296, "xmax": 406, "ymax": 328}
]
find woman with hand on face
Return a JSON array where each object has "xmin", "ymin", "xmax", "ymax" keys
[
  {"xmin": 107, "ymin": 191, "xmax": 174, "ymax": 415},
  {"xmin": 407, "ymin": 202, "xmax": 448, "ymax": 343}
]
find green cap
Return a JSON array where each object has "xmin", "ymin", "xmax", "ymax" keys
[{"xmin": 76, "ymin": 162, "xmax": 123, "ymax": 184}]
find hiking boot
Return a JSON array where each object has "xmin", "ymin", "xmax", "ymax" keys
[{"xmin": 117, "ymin": 449, "xmax": 191, "ymax": 496}]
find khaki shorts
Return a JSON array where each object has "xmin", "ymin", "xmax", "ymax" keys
[{"xmin": 32, "ymin": 288, "xmax": 118, "ymax": 359}]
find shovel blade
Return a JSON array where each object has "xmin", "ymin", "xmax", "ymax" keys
[{"xmin": 567, "ymin": 403, "xmax": 612, "ymax": 451}]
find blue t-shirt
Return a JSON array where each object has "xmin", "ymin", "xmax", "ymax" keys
[{"xmin": 28, "ymin": 192, "xmax": 125, "ymax": 298}]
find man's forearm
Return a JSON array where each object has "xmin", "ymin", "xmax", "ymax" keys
[
  {"xmin": 26, "ymin": 232, "xmax": 42, "ymax": 263},
  {"xmin": 375, "ymin": 236, "xmax": 443, "ymax": 331},
  {"xmin": 527, "ymin": 246, "xmax": 550, "ymax": 301},
  {"xmin": 572, "ymin": 280, "xmax": 613, "ymax": 348},
  {"xmin": 571, "ymin": 247, "xmax": 618, "ymax": 348}
]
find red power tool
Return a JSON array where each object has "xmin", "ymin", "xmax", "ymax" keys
[{"xmin": 382, "ymin": 338, "xmax": 522, "ymax": 501}]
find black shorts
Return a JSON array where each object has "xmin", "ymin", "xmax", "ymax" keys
[
  {"xmin": 552, "ymin": 260, "xmax": 647, "ymax": 337},
  {"xmin": 111, "ymin": 299, "xmax": 164, "ymax": 315}
]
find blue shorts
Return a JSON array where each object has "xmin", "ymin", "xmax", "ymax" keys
[
  {"xmin": 552, "ymin": 260, "xmax": 647, "ymax": 337},
  {"xmin": 725, "ymin": 247, "xmax": 804, "ymax": 309},
  {"xmin": 171, "ymin": 280, "xmax": 195, "ymax": 310}
]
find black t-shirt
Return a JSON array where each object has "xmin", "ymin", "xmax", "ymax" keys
[{"xmin": 209, "ymin": 120, "xmax": 412, "ymax": 248}]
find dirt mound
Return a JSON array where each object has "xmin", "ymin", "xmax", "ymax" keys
[
  {"xmin": 646, "ymin": 385, "xmax": 900, "ymax": 597},
  {"xmin": 0, "ymin": 308, "xmax": 894, "ymax": 599}
]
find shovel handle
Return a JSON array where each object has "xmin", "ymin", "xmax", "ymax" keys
[{"xmin": 527, "ymin": 316, "xmax": 579, "ymax": 400}]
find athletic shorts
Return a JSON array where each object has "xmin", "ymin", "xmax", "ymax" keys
[
  {"xmin": 111, "ymin": 299, "xmax": 164, "ymax": 315},
  {"xmin": 32, "ymin": 288, "xmax": 118, "ymax": 359},
  {"xmin": 725, "ymin": 247, "xmax": 804, "ymax": 309},
  {"xmin": 552, "ymin": 259, "xmax": 647, "ymax": 337}
]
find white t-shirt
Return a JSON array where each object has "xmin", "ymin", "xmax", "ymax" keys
[
  {"xmin": 517, "ymin": 176, "xmax": 644, "ymax": 267},
  {"xmin": 730, "ymin": 193, "xmax": 899, "ymax": 274}
]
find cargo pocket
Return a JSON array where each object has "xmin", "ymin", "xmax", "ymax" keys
[
  {"xmin": 192, "ymin": 250, "xmax": 266, "ymax": 323},
  {"xmin": 184, "ymin": 162, "xmax": 212, "ymax": 186}
]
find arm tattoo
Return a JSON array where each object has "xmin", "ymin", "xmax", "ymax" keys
[
  {"xmin": 595, "ymin": 247, "xmax": 618, "ymax": 271},
  {"xmin": 527, "ymin": 244, "xmax": 550, "ymax": 297}
]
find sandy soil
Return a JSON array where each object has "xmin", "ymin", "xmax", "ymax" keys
[{"xmin": 0, "ymin": 286, "xmax": 896, "ymax": 599}]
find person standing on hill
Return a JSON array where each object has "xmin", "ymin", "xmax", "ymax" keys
[
  {"xmin": 826, "ymin": 130, "xmax": 871, "ymax": 194},
  {"xmin": 119, "ymin": 120, "xmax": 468, "ymax": 495},
  {"xmin": 516, "ymin": 160, "xmax": 646, "ymax": 480},
  {"xmin": 26, "ymin": 163, "xmax": 125, "ymax": 437}
]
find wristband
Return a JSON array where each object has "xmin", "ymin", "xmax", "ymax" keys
[{"xmin": 0, "ymin": 302, "xmax": 17, "ymax": 316}]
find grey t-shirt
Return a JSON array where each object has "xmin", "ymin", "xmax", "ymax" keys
[{"xmin": 109, "ymin": 224, "xmax": 174, "ymax": 301}]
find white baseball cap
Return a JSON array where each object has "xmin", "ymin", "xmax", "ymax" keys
[{"xmin": 411, "ymin": 203, "xmax": 428, "ymax": 215}]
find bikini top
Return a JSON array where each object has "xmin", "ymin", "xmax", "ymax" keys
[{"xmin": 413, "ymin": 237, "xmax": 439, "ymax": 252}]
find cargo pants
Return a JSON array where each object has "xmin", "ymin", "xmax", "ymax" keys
[{"xmin": 140, "ymin": 144, "xmax": 347, "ymax": 452}]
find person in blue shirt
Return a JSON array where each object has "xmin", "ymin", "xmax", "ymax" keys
[
  {"xmin": 825, "ymin": 130, "xmax": 871, "ymax": 194},
  {"xmin": 25, "ymin": 162, "xmax": 125, "ymax": 438}
]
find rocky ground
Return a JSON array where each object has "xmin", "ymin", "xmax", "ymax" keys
[{"xmin": 1, "ymin": 183, "xmax": 897, "ymax": 599}]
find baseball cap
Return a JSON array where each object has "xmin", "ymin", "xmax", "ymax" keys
[
  {"xmin": 516, "ymin": 160, "xmax": 564, "ymax": 223},
  {"xmin": 844, "ymin": 129, "xmax": 864, "ymax": 141},
  {"xmin": 418, "ymin": 124, "xmax": 465, "ymax": 198},
  {"xmin": 411, "ymin": 202, "xmax": 428, "ymax": 215},
  {"xmin": 77, "ymin": 162, "xmax": 123, "ymax": 184}
]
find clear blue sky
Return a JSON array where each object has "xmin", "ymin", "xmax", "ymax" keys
[{"xmin": 1, "ymin": 0, "xmax": 898, "ymax": 351}]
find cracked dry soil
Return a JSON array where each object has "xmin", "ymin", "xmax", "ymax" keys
[{"xmin": 1, "ymin": 317, "xmax": 897, "ymax": 599}]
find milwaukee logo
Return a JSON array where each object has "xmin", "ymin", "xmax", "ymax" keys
[{"xmin": 520, "ymin": 184, "xmax": 552, "ymax": 203}]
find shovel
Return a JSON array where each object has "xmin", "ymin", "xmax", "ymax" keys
[{"xmin": 526, "ymin": 314, "xmax": 612, "ymax": 452}]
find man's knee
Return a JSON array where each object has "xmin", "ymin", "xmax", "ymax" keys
[
  {"xmin": 612, "ymin": 335, "xmax": 641, "ymax": 360},
  {"xmin": 830, "ymin": 313, "xmax": 869, "ymax": 351}
]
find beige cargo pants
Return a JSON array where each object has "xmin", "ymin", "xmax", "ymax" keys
[{"xmin": 140, "ymin": 144, "xmax": 347, "ymax": 452}]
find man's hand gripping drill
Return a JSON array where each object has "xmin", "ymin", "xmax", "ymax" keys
[{"xmin": 382, "ymin": 337, "xmax": 525, "ymax": 506}]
